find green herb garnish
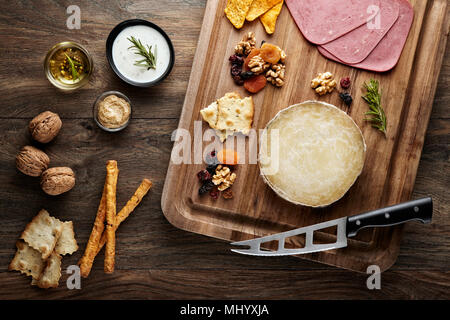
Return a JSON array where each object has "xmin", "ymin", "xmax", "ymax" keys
[
  {"xmin": 64, "ymin": 53, "xmax": 79, "ymax": 81},
  {"xmin": 127, "ymin": 36, "xmax": 157, "ymax": 70},
  {"xmin": 362, "ymin": 79, "xmax": 387, "ymax": 136}
]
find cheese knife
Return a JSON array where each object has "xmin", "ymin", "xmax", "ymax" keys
[{"xmin": 230, "ymin": 197, "xmax": 433, "ymax": 256}]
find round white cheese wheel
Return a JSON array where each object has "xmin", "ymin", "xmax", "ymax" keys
[{"xmin": 259, "ymin": 101, "xmax": 366, "ymax": 207}]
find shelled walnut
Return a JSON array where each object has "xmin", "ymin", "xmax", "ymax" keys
[
  {"xmin": 16, "ymin": 146, "xmax": 50, "ymax": 177},
  {"xmin": 266, "ymin": 63, "xmax": 286, "ymax": 87},
  {"xmin": 41, "ymin": 167, "xmax": 75, "ymax": 196},
  {"xmin": 29, "ymin": 111, "xmax": 62, "ymax": 143},
  {"xmin": 212, "ymin": 165, "xmax": 237, "ymax": 191},
  {"xmin": 234, "ymin": 32, "xmax": 256, "ymax": 56},
  {"xmin": 311, "ymin": 72, "xmax": 337, "ymax": 95},
  {"xmin": 247, "ymin": 55, "xmax": 270, "ymax": 74}
]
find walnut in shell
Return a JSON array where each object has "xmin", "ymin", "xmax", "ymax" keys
[
  {"xmin": 29, "ymin": 111, "xmax": 62, "ymax": 143},
  {"xmin": 41, "ymin": 167, "xmax": 75, "ymax": 196},
  {"xmin": 16, "ymin": 146, "xmax": 50, "ymax": 177}
]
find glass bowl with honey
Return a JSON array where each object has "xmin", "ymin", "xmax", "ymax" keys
[{"xmin": 44, "ymin": 41, "xmax": 93, "ymax": 91}]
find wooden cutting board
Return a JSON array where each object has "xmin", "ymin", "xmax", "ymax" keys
[{"xmin": 162, "ymin": 0, "xmax": 448, "ymax": 272}]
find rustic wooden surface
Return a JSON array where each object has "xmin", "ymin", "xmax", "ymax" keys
[{"xmin": 0, "ymin": 0, "xmax": 448, "ymax": 299}]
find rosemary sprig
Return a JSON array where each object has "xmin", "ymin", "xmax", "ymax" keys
[
  {"xmin": 362, "ymin": 79, "xmax": 387, "ymax": 136},
  {"xmin": 64, "ymin": 53, "xmax": 79, "ymax": 80},
  {"xmin": 127, "ymin": 36, "xmax": 157, "ymax": 70}
]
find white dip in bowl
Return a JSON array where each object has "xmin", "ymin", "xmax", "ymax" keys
[{"xmin": 111, "ymin": 24, "xmax": 173, "ymax": 85}]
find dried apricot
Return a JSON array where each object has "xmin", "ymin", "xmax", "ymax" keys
[
  {"xmin": 244, "ymin": 48, "xmax": 261, "ymax": 70},
  {"xmin": 260, "ymin": 43, "xmax": 281, "ymax": 64},
  {"xmin": 217, "ymin": 149, "xmax": 239, "ymax": 165},
  {"xmin": 244, "ymin": 74, "xmax": 267, "ymax": 93}
]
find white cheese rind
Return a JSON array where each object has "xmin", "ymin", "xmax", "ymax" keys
[{"xmin": 259, "ymin": 101, "xmax": 366, "ymax": 207}]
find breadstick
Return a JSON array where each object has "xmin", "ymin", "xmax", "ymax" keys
[
  {"xmin": 104, "ymin": 160, "xmax": 118, "ymax": 274},
  {"xmin": 78, "ymin": 182, "xmax": 107, "ymax": 278},
  {"xmin": 95, "ymin": 179, "xmax": 152, "ymax": 255}
]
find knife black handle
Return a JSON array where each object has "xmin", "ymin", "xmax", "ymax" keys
[{"xmin": 346, "ymin": 197, "xmax": 433, "ymax": 238}]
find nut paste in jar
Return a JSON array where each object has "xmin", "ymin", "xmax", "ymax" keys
[{"xmin": 97, "ymin": 95, "xmax": 131, "ymax": 129}]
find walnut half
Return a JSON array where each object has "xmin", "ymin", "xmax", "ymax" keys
[
  {"xmin": 234, "ymin": 32, "xmax": 256, "ymax": 56},
  {"xmin": 248, "ymin": 55, "xmax": 270, "ymax": 74},
  {"xmin": 266, "ymin": 63, "xmax": 286, "ymax": 87},
  {"xmin": 212, "ymin": 165, "xmax": 237, "ymax": 191},
  {"xmin": 311, "ymin": 72, "xmax": 337, "ymax": 95}
]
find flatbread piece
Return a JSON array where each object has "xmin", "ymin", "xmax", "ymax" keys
[{"xmin": 20, "ymin": 209, "xmax": 63, "ymax": 260}]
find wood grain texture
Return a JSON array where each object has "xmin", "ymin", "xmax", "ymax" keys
[
  {"xmin": 0, "ymin": 0, "xmax": 448, "ymax": 299},
  {"xmin": 162, "ymin": 0, "xmax": 449, "ymax": 272}
]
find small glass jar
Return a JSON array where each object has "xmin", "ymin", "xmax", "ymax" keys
[
  {"xmin": 93, "ymin": 91, "xmax": 132, "ymax": 132},
  {"xmin": 44, "ymin": 41, "xmax": 93, "ymax": 91}
]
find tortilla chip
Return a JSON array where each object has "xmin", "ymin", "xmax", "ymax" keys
[
  {"xmin": 20, "ymin": 209, "xmax": 63, "ymax": 260},
  {"xmin": 260, "ymin": 0, "xmax": 283, "ymax": 34},
  {"xmin": 9, "ymin": 240, "xmax": 45, "ymax": 279},
  {"xmin": 55, "ymin": 221, "xmax": 78, "ymax": 256},
  {"xmin": 246, "ymin": 0, "xmax": 282, "ymax": 22},
  {"xmin": 36, "ymin": 252, "xmax": 62, "ymax": 289},
  {"xmin": 225, "ymin": 0, "xmax": 254, "ymax": 29}
]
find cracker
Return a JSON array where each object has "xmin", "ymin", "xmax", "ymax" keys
[
  {"xmin": 200, "ymin": 92, "xmax": 253, "ymax": 142},
  {"xmin": 8, "ymin": 240, "xmax": 45, "ymax": 280},
  {"xmin": 200, "ymin": 101, "xmax": 219, "ymax": 129},
  {"xmin": 260, "ymin": 0, "xmax": 283, "ymax": 34},
  {"xmin": 216, "ymin": 95, "xmax": 254, "ymax": 134},
  {"xmin": 200, "ymin": 101, "xmax": 229, "ymax": 142},
  {"xmin": 20, "ymin": 209, "xmax": 63, "ymax": 260},
  {"xmin": 55, "ymin": 221, "xmax": 78, "ymax": 256},
  {"xmin": 36, "ymin": 252, "xmax": 62, "ymax": 289},
  {"xmin": 246, "ymin": 0, "xmax": 282, "ymax": 22}
]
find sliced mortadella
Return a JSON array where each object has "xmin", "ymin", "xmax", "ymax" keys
[
  {"xmin": 285, "ymin": 0, "xmax": 380, "ymax": 45},
  {"xmin": 317, "ymin": 0, "xmax": 414, "ymax": 72},
  {"xmin": 320, "ymin": 0, "xmax": 400, "ymax": 64}
]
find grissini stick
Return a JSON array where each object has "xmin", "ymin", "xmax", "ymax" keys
[
  {"xmin": 104, "ymin": 160, "xmax": 118, "ymax": 274},
  {"xmin": 78, "ymin": 182, "xmax": 107, "ymax": 278},
  {"xmin": 96, "ymin": 179, "xmax": 152, "ymax": 255}
]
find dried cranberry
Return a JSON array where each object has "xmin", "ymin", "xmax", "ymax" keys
[
  {"xmin": 209, "ymin": 188, "xmax": 219, "ymax": 200},
  {"xmin": 339, "ymin": 92, "xmax": 353, "ymax": 106},
  {"xmin": 233, "ymin": 75, "xmax": 244, "ymax": 85},
  {"xmin": 197, "ymin": 169, "xmax": 211, "ymax": 182},
  {"xmin": 231, "ymin": 64, "xmax": 242, "ymax": 76},
  {"xmin": 340, "ymin": 77, "xmax": 351, "ymax": 89},
  {"xmin": 229, "ymin": 54, "xmax": 244, "ymax": 66},
  {"xmin": 199, "ymin": 180, "xmax": 214, "ymax": 195},
  {"xmin": 222, "ymin": 188, "xmax": 233, "ymax": 199}
]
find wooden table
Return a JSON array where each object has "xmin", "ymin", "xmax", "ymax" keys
[{"xmin": 0, "ymin": 0, "xmax": 448, "ymax": 299}]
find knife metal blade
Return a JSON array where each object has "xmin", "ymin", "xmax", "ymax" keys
[{"xmin": 231, "ymin": 197, "xmax": 433, "ymax": 256}]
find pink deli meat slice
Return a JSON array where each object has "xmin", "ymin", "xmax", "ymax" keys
[
  {"xmin": 317, "ymin": 0, "xmax": 414, "ymax": 72},
  {"xmin": 320, "ymin": 0, "xmax": 399, "ymax": 64},
  {"xmin": 285, "ymin": 0, "xmax": 381, "ymax": 45}
]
